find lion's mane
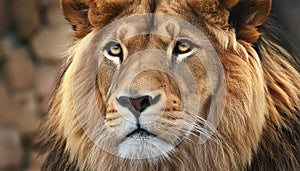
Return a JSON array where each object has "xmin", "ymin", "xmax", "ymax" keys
[{"xmin": 37, "ymin": 0, "xmax": 300, "ymax": 170}]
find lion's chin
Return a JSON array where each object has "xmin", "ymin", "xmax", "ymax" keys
[{"xmin": 117, "ymin": 136, "xmax": 175, "ymax": 161}]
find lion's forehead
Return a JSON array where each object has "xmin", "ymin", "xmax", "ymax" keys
[{"xmin": 89, "ymin": 0, "xmax": 227, "ymax": 30}]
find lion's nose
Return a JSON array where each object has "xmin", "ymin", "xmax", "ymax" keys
[
  {"xmin": 129, "ymin": 96, "xmax": 151, "ymax": 113},
  {"xmin": 116, "ymin": 95, "xmax": 161, "ymax": 118}
]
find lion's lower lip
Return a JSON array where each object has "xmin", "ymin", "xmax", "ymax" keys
[{"xmin": 126, "ymin": 128, "xmax": 156, "ymax": 138}]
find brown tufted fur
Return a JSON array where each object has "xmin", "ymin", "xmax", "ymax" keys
[{"xmin": 37, "ymin": 0, "xmax": 300, "ymax": 170}]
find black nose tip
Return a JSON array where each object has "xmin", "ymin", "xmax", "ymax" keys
[
  {"xmin": 129, "ymin": 96, "xmax": 151, "ymax": 113},
  {"xmin": 116, "ymin": 94, "xmax": 161, "ymax": 116}
]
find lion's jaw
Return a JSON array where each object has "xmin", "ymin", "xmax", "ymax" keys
[
  {"xmin": 118, "ymin": 136, "xmax": 175, "ymax": 160},
  {"xmin": 114, "ymin": 94, "xmax": 176, "ymax": 160}
]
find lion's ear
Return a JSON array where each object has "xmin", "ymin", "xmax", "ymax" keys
[
  {"xmin": 61, "ymin": 0, "xmax": 92, "ymax": 38},
  {"xmin": 225, "ymin": 0, "xmax": 272, "ymax": 43}
]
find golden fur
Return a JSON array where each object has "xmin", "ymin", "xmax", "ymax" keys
[{"xmin": 37, "ymin": 0, "xmax": 300, "ymax": 170}]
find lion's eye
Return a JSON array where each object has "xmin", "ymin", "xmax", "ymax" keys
[
  {"xmin": 174, "ymin": 41, "xmax": 192, "ymax": 54},
  {"xmin": 104, "ymin": 43, "xmax": 123, "ymax": 64},
  {"xmin": 173, "ymin": 40, "xmax": 194, "ymax": 60},
  {"xmin": 109, "ymin": 44, "xmax": 122, "ymax": 56}
]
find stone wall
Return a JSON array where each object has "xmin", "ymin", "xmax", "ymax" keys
[{"xmin": 0, "ymin": 1, "xmax": 299, "ymax": 170}]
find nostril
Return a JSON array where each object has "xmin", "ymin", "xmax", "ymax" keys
[{"xmin": 141, "ymin": 99, "xmax": 150, "ymax": 109}]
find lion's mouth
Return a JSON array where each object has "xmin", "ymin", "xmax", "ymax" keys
[{"xmin": 126, "ymin": 128, "xmax": 156, "ymax": 138}]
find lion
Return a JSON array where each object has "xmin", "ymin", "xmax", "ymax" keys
[{"xmin": 37, "ymin": 0, "xmax": 300, "ymax": 170}]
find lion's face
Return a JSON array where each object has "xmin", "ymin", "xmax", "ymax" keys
[
  {"xmin": 76, "ymin": 13, "xmax": 219, "ymax": 159},
  {"xmin": 101, "ymin": 33, "xmax": 210, "ymax": 156},
  {"xmin": 43, "ymin": 0, "xmax": 292, "ymax": 170}
]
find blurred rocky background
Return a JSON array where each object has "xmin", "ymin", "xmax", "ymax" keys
[
  {"xmin": 0, "ymin": 0, "xmax": 71, "ymax": 170},
  {"xmin": 0, "ymin": 0, "xmax": 299, "ymax": 171}
]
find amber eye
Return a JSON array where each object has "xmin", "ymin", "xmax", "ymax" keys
[
  {"xmin": 108, "ymin": 44, "xmax": 122, "ymax": 57},
  {"xmin": 104, "ymin": 43, "xmax": 124, "ymax": 63},
  {"xmin": 173, "ymin": 40, "xmax": 192, "ymax": 55}
]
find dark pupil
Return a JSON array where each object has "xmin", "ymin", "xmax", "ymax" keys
[
  {"xmin": 112, "ymin": 45, "xmax": 120, "ymax": 50},
  {"xmin": 180, "ymin": 42, "xmax": 188, "ymax": 47}
]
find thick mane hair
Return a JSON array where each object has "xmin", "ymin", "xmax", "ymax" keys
[
  {"xmin": 246, "ymin": 13, "xmax": 300, "ymax": 170},
  {"xmin": 36, "ymin": 1, "xmax": 300, "ymax": 171}
]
